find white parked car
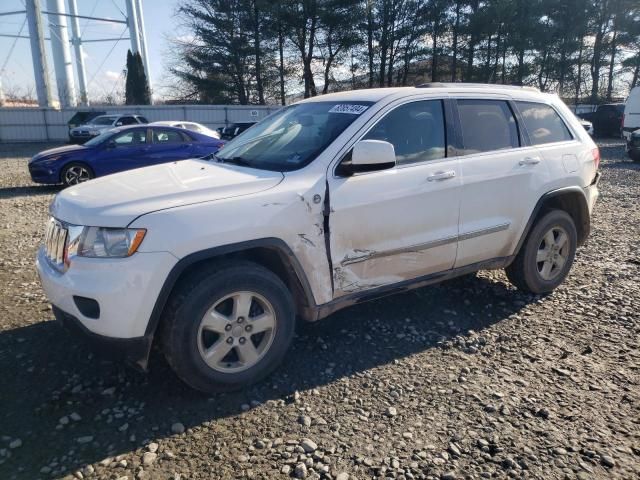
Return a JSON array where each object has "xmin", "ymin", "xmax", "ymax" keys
[
  {"xmin": 623, "ymin": 86, "xmax": 640, "ymax": 161},
  {"xmin": 37, "ymin": 84, "xmax": 600, "ymax": 393},
  {"xmin": 578, "ymin": 118, "xmax": 594, "ymax": 136},
  {"xmin": 150, "ymin": 121, "xmax": 221, "ymax": 139}
]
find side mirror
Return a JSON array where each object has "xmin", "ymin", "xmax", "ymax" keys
[
  {"xmin": 348, "ymin": 139, "xmax": 396, "ymax": 174},
  {"xmin": 115, "ymin": 122, "xmax": 123, "ymax": 126}
]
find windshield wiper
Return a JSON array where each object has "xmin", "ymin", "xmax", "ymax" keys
[{"xmin": 218, "ymin": 156, "xmax": 254, "ymax": 167}]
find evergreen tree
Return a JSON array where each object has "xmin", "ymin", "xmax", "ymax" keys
[{"xmin": 125, "ymin": 49, "xmax": 151, "ymax": 105}]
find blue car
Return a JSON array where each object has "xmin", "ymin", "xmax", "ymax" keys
[{"xmin": 29, "ymin": 125, "xmax": 225, "ymax": 186}]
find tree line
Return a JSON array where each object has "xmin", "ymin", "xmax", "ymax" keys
[{"xmin": 172, "ymin": 0, "xmax": 640, "ymax": 105}]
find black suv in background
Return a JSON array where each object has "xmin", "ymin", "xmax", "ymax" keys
[
  {"xmin": 580, "ymin": 104, "xmax": 624, "ymax": 137},
  {"xmin": 67, "ymin": 111, "xmax": 106, "ymax": 141},
  {"xmin": 217, "ymin": 121, "xmax": 256, "ymax": 140}
]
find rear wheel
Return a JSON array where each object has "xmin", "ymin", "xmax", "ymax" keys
[
  {"xmin": 628, "ymin": 150, "xmax": 640, "ymax": 162},
  {"xmin": 61, "ymin": 162, "xmax": 94, "ymax": 186},
  {"xmin": 161, "ymin": 261, "xmax": 295, "ymax": 394},
  {"xmin": 506, "ymin": 210, "xmax": 577, "ymax": 294}
]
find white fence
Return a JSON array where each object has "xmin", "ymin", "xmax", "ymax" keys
[{"xmin": 0, "ymin": 104, "xmax": 281, "ymax": 142}]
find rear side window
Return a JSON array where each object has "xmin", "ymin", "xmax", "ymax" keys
[
  {"xmin": 457, "ymin": 100, "xmax": 519, "ymax": 154},
  {"xmin": 516, "ymin": 102, "xmax": 573, "ymax": 145},
  {"xmin": 363, "ymin": 100, "xmax": 446, "ymax": 166},
  {"xmin": 138, "ymin": 116, "xmax": 149, "ymax": 123},
  {"xmin": 152, "ymin": 128, "xmax": 185, "ymax": 143}
]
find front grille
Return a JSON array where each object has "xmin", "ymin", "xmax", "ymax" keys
[
  {"xmin": 72, "ymin": 130, "xmax": 90, "ymax": 137},
  {"xmin": 43, "ymin": 217, "xmax": 68, "ymax": 270}
]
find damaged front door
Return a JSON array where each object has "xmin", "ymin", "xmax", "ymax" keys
[{"xmin": 327, "ymin": 99, "xmax": 462, "ymax": 297}]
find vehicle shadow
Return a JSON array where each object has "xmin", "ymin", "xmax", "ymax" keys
[
  {"xmin": 0, "ymin": 273, "xmax": 532, "ymax": 478},
  {"xmin": 0, "ymin": 184, "xmax": 62, "ymax": 199}
]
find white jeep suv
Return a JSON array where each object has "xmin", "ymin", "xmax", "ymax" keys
[{"xmin": 37, "ymin": 84, "xmax": 600, "ymax": 393}]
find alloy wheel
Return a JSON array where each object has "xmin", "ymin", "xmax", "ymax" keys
[
  {"xmin": 536, "ymin": 226, "xmax": 570, "ymax": 281},
  {"xmin": 64, "ymin": 166, "xmax": 91, "ymax": 185},
  {"xmin": 196, "ymin": 291, "xmax": 277, "ymax": 373}
]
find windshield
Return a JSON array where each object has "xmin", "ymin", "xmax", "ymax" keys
[
  {"xmin": 215, "ymin": 101, "xmax": 374, "ymax": 171},
  {"xmin": 90, "ymin": 116, "xmax": 117, "ymax": 126}
]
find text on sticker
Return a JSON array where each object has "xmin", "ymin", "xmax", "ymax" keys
[{"xmin": 328, "ymin": 104, "xmax": 369, "ymax": 115}]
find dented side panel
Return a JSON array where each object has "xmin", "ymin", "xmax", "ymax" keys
[
  {"xmin": 131, "ymin": 174, "xmax": 335, "ymax": 306},
  {"xmin": 327, "ymin": 158, "xmax": 462, "ymax": 297}
]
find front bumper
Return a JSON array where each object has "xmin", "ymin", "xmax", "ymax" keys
[
  {"xmin": 53, "ymin": 305, "xmax": 152, "ymax": 370},
  {"xmin": 36, "ymin": 246, "xmax": 177, "ymax": 338},
  {"xmin": 28, "ymin": 163, "xmax": 59, "ymax": 184}
]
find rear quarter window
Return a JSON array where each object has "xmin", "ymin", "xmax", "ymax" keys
[{"xmin": 516, "ymin": 102, "xmax": 573, "ymax": 145}]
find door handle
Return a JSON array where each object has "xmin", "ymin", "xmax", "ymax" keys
[
  {"xmin": 427, "ymin": 170, "xmax": 456, "ymax": 181},
  {"xmin": 519, "ymin": 157, "xmax": 541, "ymax": 166}
]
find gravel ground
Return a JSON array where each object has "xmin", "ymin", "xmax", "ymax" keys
[{"xmin": 0, "ymin": 140, "xmax": 638, "ymax": 480}]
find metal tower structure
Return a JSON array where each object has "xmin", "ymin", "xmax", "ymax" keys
[{"xmin": 0, "ymin": 0, "xmax": 152, "ymax": 107}]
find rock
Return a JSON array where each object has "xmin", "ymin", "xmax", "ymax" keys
[
  {"xmin": 386, "ymin": 406, "xmax": 398, "ymax": 417},
  {"xmin": 335, "ymin": 473, "xmax": 349, "ymax": 480},
  {"xmin": 448, "ymin": 443, "xmax": 462, "ymax": 457},
  {"xmin": 601, "ymin": 455, "xmax": 615, "ymax": 468},
  {"xmin": 298, "ymin": 415, "xmax": 312, "ymax": 427},
  {"xmin": 59, "ymin": 416, "xmax": 70, "ymax": 425},
  {"xmin": 8, "ymin": 439, "xmax": 22, "ymax": 449},
  {"xmin": 102, "ymin": 387, "xmax": 116, "ymax": 396},
  {"xmin": 281, "ymin": 465, "xmax": 291, "ymax": 475},
  {"xmin": 147, "ymin": 442, "xmax": 159, "ymax": 453},
  {"xmin": 171, "ymin": 422, "xmax": 185, "ymax": 434},
  {"xmin": 70, "ymin": 412, "xmax": 82, "ymax": 422},
  {"xmin": 142, "ymin": 452, "xmax": 157, "ymax": 466},
  {"xmin": 294, "ymin": 462, "xmax": 307, "ymax": 478},
  {"xmin": 76, "ymin": 436, "xmax": 93, "ymax": 444},
  {"xmin": 441, "ymin": 472, "xmax": 457, "ymax": 480},
  {"xmin": 300, "ymin": 438, "xmax": 317, "ymax": 453},
  {"xmin": 535, "ymin": 408, "xmax": 550, "ymax": 419}
]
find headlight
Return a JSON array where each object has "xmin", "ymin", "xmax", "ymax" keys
[{"xmin": 66, "ymin": 226, "xmax": 146, "ymax": 260}]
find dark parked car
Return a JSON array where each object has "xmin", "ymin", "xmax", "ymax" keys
[
  {"xmin": 217, "ymin": 121, "xmax": 257, "ymax": 139},
  {"xmin": 29, "ymin": 125, "xmax": 225, "ymax": 186},
  {"xmin": 580, "ymin": 104, "xmax": 624, "ymax": 137}
]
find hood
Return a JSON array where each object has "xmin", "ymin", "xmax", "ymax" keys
[
  {"xmin": 50, "ymin": 159, "xmax": 284, "ymax": 227},
  {"xmin": 31, "ymin": 144, "xmax": 88, "ymax": 162}
]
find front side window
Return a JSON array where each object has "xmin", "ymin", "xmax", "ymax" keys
[
  {"xmin": 215, "ymin": 101, "xmax": 373, "ymax": 171},
  {"xmin": 362, "ymin": 100, "xmax": 446, "ymax": 166},
  {"xmin": 111, "ymin": 130, "xmax": 147, "ymax": 146},
  {"xmin": 119, "ymin": 116, "xmax": 138, "ymax": 126},
  {"xmin": 457, "ymin": 100, "xmax": 519, "ymax": 154},
  {"xmin": 516, "ymin": 101, "xmax": 572, "ymax": 145},
  {"xmin": 91, "ymin": 116, "xmax": 118, "ymax": 126},
  {"xmin": 152, "ymin": 129, "xmax": 184, "ymax": 143}
]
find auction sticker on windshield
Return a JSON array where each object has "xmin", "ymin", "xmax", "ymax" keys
[{"xmin": 328, "ymin": 104, "xmax": 369, "ymax": 115}]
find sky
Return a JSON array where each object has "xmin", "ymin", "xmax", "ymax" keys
[{"xmin": 0, "ymin": 0, "xmax": 184, "ymax": 103}]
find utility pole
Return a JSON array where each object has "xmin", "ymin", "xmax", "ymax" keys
[
  {"xmin": 46, "ymin": 0, "xmax": 76, "ymax": 107},
  {"xmin": 125, "ymin": 0, "xmax": 141, "ymax": 54},
  {"xmin": 67, "ymin": 0, "xmax": 88, "ymax": 105},
  {"xmin": 134, "ymin": 0, "xmax": 152, "ymax": 103},
  {"xmin": 25, "ymin": 0, "xmax": 53, "ymax": 107},
  {"xmin": 0, "ymin": 76, "xmax": 5, "ymax": 106}
]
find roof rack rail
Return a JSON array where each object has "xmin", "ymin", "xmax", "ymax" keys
[{"xmin": 416, "ymin": 82, "xmax": 539, "ymax": 92}]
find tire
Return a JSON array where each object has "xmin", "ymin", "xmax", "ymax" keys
[
  {"xmin": 505, "ymin": 210, "xmax": 577, "ymax": 294},
  {"xmin": 61, "ymin": 162, "xmax": 94, "ymax": 187},
  {"xmin": 161, "ymin": 260, "xmax": 295, "ymax": 394},
  {"xmin": 628, "ymin": 150, "xmax": 640, "ymax": 163}
]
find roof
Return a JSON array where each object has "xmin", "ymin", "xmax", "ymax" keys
[{"xmin": 296, "ymin": 84, "xmax": 556, "ymax": 105}]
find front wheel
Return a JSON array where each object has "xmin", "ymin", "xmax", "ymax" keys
[
  {"xmin": 506, "ymin": 210, "xmax": 577, "ymax": 294},
  {"xmin": 61, "ymin": 162, "xmax": 94, "ymax": 187},
  {"xmin": 161, "ymin": 261, "xmax": 295, "ymax": 394}
]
